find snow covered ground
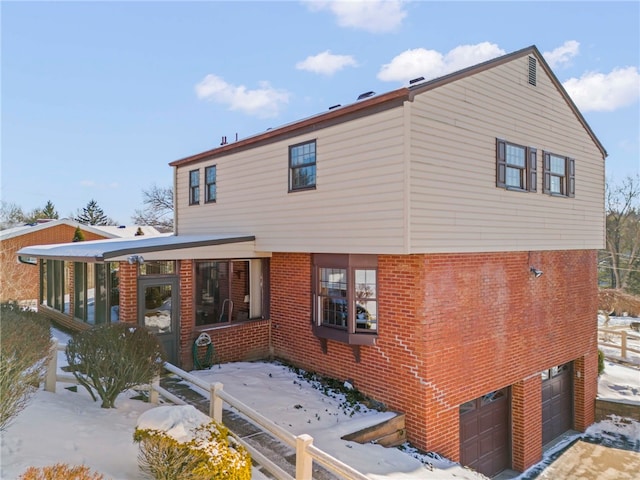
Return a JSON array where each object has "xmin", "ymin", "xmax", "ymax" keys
[{"xmin": 1, "ymin": 328, "xmax": 639, "ymax": 480}]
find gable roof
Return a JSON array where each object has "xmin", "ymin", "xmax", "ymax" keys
[
  {"xmin": 0, "ymin": 219, "xmax": 162, "ymax": 242},
  {"xmin": 170, "ymin": 45, "xmax": 606, "ymax": 168}
]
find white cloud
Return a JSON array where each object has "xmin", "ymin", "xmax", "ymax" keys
[
  {"xmin": 378, "ymin": 42, "xmax": 505, "ymax": 83},
  {"xmin": 543, "ymin": 40, "xmax": 580, "ymax": 69},
  {"xmin": 195, "ymin": 74, "xmax": 290, "ymax": 118},
  {"xmin": 563, "ymin": 67, "xmax": 640, "ymax": 112},
  {"xmin": 306, "ymin": 0, "xmax": 407, "ymax": 33},
  {"xmin": 296, "ymin": 50, "xmax": 358, "ymax": 76}
]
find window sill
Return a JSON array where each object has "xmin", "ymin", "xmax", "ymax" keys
[
  {"xmin": 288, "ymin": 186, "xmax": 317, "ymax": 193},
  {"xmin": 312, "ymin": 324, "xmax": 377, "ymax": 346},
  {"xmin": 195, "ymin": 317, "xmax": 268, "ymax": 331}
]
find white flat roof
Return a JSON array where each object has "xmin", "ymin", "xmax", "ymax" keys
[{"xmin": 17, "ymin": 234, "xmax": 265, "ymax": 262}]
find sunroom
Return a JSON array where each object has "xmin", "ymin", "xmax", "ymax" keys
[{"xmin": 18, "ymin": 234, "xmax": 271, "ymax": 365}]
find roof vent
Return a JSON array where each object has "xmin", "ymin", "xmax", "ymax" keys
[
  {"xmin": 357, "ymin": 91, "xmax": 375, "ymax": 100},
  {"xmin": 329, "ymin": 104, "xmax": 341, "ymax": 110},
  {"xmin": 118, "ymin": 225, "xmax": 126, "ymax": 229},
  {"xmin": 528, "ymin": 57, "xmax": 537, "ymax": 86},
  {"xmin": 409, "ymin": 76, "xmax": 425, "ymax": 85}
]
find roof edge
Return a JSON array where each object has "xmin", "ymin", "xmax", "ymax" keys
[{"xmin": 169, "ymin": 89, "xmax": 409, "ymax": 168}]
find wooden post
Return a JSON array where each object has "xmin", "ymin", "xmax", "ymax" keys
[
  {"xmin": 295, "ymin": 434, "xmax": 313, "ymax": 480},
  {"xmin": 621, "ymin": 331, "xmax": 627, "ymax": 359},
  {"xmin": 44, "ymin": 339, "xmax": 58, "ymax": 393},
  {"xmin": 150, "ymin": 375, "xmax": 160, "ymax": 405},
  {"xmin": 210, "ymin": 382, "xmax": 223, "ymax": 422}
]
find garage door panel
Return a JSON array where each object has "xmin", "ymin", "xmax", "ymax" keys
[
  {"xmin": 542, "ymin": 363, "xmax": 573, "ymax": 446},
  {"xmin": 460, "ymin": 388, "xmax": 510, "ymax": 478}
]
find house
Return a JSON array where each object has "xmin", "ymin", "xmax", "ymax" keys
[
  {"xmin": 19, "ymin": 46, "xmax": 606, "ymax": 478},
  {"xmin": 0, "ymin": 219, "xmax": 156, "ymax": 304},
  {"xmin": 1, "ymin": 218, "xmax": 161, "ymax": 313}
]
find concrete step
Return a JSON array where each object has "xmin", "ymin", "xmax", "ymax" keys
[{"xmin": 341, "ymin": 413, "xmax": 406, "ymax": 447}]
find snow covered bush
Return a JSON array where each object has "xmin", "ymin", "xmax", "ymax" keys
[
  {"xmin": 134, "ymin": 405, "xmax": 251, "ymax": 480},
  {"xmin": 65, "ymin": 323, "xmax": 165, "ymax": 408},
  {"xmin": 19, "ymin": 464, "xmax": 104, "ymax": 480},
  {"xmin": 0, "ymin": 302, "xmax": 52, "ymax": 431}
]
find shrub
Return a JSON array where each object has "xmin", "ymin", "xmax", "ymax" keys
[
  {"xmin": 0, "ymin": 302, "xmax": 52, "ymax": 431},
  {"xmin": 66, "ymin": 323, "xmax": 165, "ymax": 408},
  {"xmin": 134, "ymin": 406, "xmax": 251, "ymax": 480},
  {"xmin": 19, "ymin": 464, "xmax": 104, "ymax": 480},
  {"xmin": 598, "ymin": 349, "xmax": 605, "ymax": 376}
]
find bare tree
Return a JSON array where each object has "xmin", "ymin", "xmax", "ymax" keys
[
  {"xmin": 602, "ymin": 175, "xmax": 640, "ymax": 293},
  {"xmin": 0, "ymin": 201, "xmax": 25, "ymax": 229},
  {"xmin": 131, "ymin": 184, "xmax": 174, "ymax": 232}
]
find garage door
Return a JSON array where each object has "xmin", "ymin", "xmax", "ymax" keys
[
  {"xmin": 460, "ymin": 388, "xmax": 510, "ymax": 477},
  {"xmin": 542, "ymin": 362, "xmax": 573, "ymax": 446}
]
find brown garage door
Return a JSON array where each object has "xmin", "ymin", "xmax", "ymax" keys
[
  {"xmin": 542, "ymin": 362, "xmax": 573, "ymax": 446},
  {"xmin": 460, "ymin": 388, "xmax": 510, "ymax": 477}
]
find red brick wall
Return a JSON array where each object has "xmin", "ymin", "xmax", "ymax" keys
[
  {"xmin": 0, "ymin": 224, "xmax": 108, "ymax": 302},
  {"xmin": 269, "ymin": 250, "xmax": 598, "ymax": 469},
  {"xmin": 511, "ymin": 374, "xmax": 542, "ymax": 470},
  {"xmin": 118, "ymin": 262, "xmax": 138, "ymax": 324}
]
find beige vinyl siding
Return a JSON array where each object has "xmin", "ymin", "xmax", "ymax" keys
[
  {"xmin": 176, "ymin": 108, "xmax": 408, "ymax": 254},
  {"xmin": 408, "ymin": 55, "xmax": 605, "ymax": 253}
]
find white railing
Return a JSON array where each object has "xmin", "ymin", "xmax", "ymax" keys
[
  {"xmin": 45, "ymin": 340, "xmax": 370, "ymax": 480},
  {"xmin": 598, "ymin": 327, "xmax": 640, "ymax": 362}
]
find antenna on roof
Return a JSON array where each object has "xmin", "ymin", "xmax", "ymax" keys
[
  {"xmin": 220, "ymin": 136, "xmax": 227, "ymax": 146},
  {"xmin": 409, "ymin": 76, "xmax": 425, "ymax": 85},
  {"xmin": 357, "ymin": 91, "xmax": 375, "ymax": 100}
]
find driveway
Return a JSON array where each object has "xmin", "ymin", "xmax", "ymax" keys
[{"xmin": 536, "ymin": 440, "xmax": 640, "ymax": 480}]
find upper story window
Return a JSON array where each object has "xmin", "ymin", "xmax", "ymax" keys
[
  {"xmin": 312, "ymin": 254, "xmax": 378, "ymax": 346},
  {"xmin": 496, "ymin": 139, "xmax": 537, "ymax": 192},
  {"xmin": 205, "ymin": 165, "xmax": 217, "ymax": 203},
  {"xmin": 189, "ymin": 169, "xmax": 200, "ymax": 205},
  {"xmin": 543, "ymin": 152, "xmax": 575, "ymax": 197},
  {"xmin": 289, "ymin": 140, "xmax": 316, "ymax": 191}
]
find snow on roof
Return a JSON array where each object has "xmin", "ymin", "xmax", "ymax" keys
[
  {"xmin": 17, "ymin": 234, "xmax": 255, "ymax": 262},
  {"xmin": 92, "ymin": 225, "xmax": 163, "ymax": 237},
  {"xmin": 1, "ymin": 219, "xmax": 162, "ymax": 242}
]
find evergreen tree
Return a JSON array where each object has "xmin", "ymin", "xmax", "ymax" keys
[
  {"xmin": 75, "ymin": 199, "xmax": 109, "ymax": 226},
  {"xmin": 72, "ymin": 226, "xmax": 85, "ymax": 242},
  {"xmin": 41, "ymin": 200, "xmax": 59, "ymax": 219}
]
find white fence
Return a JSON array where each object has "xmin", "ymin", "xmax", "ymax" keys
[
  {"xmin": 598, "ymin": 327, "xmax": 640, "ymax": 363},
  {"xmin": 45, "ymin": 340, "xmax": 370, "ymax": 480}
]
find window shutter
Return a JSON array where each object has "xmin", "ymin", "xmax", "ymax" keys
[
  {"xmin": 568, "ymin": 158, "xmax": 575, "ymax": 197},
  {"xmin": 528, "ymin": 147, "xmax": 537, "ymax": 192},
  {"xmin": 496, "ymin": 139, "xmax": 506, "ymax": 187},
  {"xmin": 542, "ymin": 152, "xmax": 551, "ymax": 194}
]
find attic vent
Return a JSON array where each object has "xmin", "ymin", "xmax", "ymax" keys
[
  {"xmin": 357, "ymin": 91, "xmax": 375, "ymax": 100},
  {"xmin": 409, "ymin": 76, "xmax": 425, "ymax": 85},
  {"xmin": 528, "ymin": 56, "xmax": 537, "ymax": 86}
]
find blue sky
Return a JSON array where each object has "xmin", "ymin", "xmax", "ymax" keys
[{"xmin": 2, "ymin": 1, "xmax": 639, "ymax": 224}]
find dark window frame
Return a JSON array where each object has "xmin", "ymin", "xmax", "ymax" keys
[
  {"xmin": 312, "ymin": 254, "xmax": 378, "ymax": 346},
  {"xmin": 205, "ymin": 165, "xmax": 217, "ymax": 203},
  {"xmin": 289, "ymin": 140, "xmax": 317, "ymax": 192},
  {"xmin": 189, "ymin": 169, "xmax": 200, "ymax": 205},
  {"xmin": 496, "ymin": 139, "xmax": 537, "ymax": 192},
  {"xmin": 543, "ymin": 151, "xmax": 575, "ymax": 197}
]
